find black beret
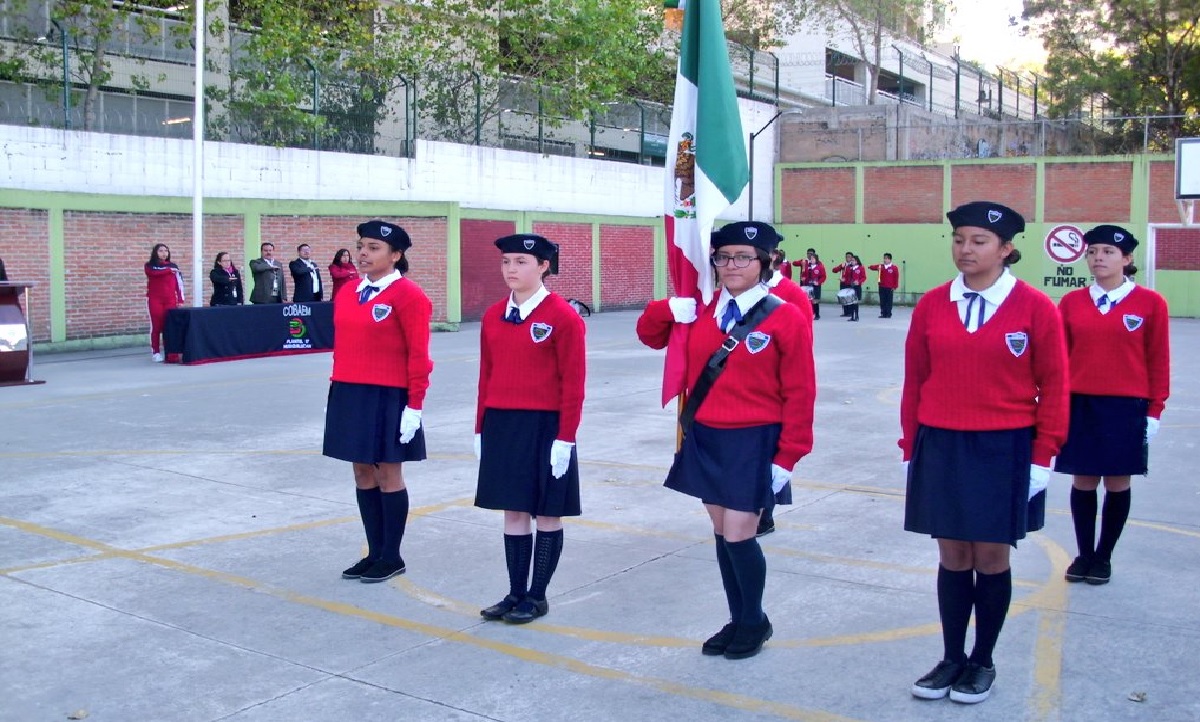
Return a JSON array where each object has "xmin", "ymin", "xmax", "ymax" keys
[
  {"xmin": 946, "ymin": 201, "xmax": 1025, "ymax": 241},
  {"xmin": 712, "ymin": 221, "xmax": 783, "ymax": 252},
  {"xmin": 494, "ymin": 233, "xmax": 559, "ymax": 262},
  {"xmin": 1083, "ymin": 224, "xmax": 1139, "ymax": 254},
  {"xmin": 356, "ymin": 220, "xmax": 411, "ymax": 251}
]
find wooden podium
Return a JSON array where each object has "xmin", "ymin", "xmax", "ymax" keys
[{"xmin": 0, "ymin": 281, "xmax": 43, "ymax": 386}]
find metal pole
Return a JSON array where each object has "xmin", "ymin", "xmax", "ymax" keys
[
  {"xmin": 470, "ymin": 70, "xmax": 481, "ymax": 145},
  {"xmin": 632, "ymin": 100, "xmax": 646, "ymax": 165},
  {"xmin": 897, "ymin": 50, "xmax": 905, "ymax": 104},
  {"xmin": 302, "ymin": 57, "xmax": 319, "ymax": 151},
  {"xmin": 191, "ymin": 0, "xmax": 205, "ymax": 307},
  {"xmin": 1032, "ymin": 73, "xmax": 1039, "ymax": 119},
  {"xmin": 954, "ymin": 52, "xmax": 961, "ymax": 119},
  {"xmin": 928, "ymin": 63, "xmax": 933, "ymax": 111},
  {"xmin": 49, "ymin": 19, "xmax": 70, "ymax": 129},
  {"xmin": 747, "ymin": 110, "xmax": 784, "ymax": 222}
]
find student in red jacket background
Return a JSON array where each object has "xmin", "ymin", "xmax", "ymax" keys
[
  {"xmin": 328, "ymin": 248, "xmax": 360, "ymax": 299},
  {"xmin": 795, "ymin": 248, "xmax": 827, "ymax": 320},
  {"xmin": 144, "ymin": 243, "xmax": 185, "ymax": 362},
  {"xmin": 832, "ymin": 252, "xmax": 866, "ymax": 321},
  {"xmin": 901, "ymin": 202, "xmax": 1068, "ymax": 705},
  {"xmin": 637, "ymin": 220, "xmax": 816, "ymax": 660},
  {"xmin": 1055, "ymin": 225, "xmax": 1170, "ymax": 586},
  {"xmin": 475, "ymin": 233, "xmax": 586, "ymax": 625},
  {"xmin": 322, "ymin": 220, "xmax": 433, "ymax": 584},
  {"xmin": 868, "ymin": 253, "xmax": 900, "ymax": 318}
]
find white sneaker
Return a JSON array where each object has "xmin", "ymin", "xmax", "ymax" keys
[{"xmin": 152, "ymin": 352, "xmax": 164, "ymax": 363}]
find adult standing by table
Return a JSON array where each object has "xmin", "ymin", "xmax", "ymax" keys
[
  {"xmin": 902, "ymin": 201, "xmax": 1068, "ymax": 705},
  {"xmin": 322, "ymin": 220, "xmax": 433, "ymax": 584},
  {"xmin": 328, "ymin": 248, "xmax": 359, "ymax": 299},
  {"xmin": 145, "ymin": 243, "xmax": 185, "ymax": 363},
  {"xmin": 290, "ymin": 243, "xmax": 324, "ymax": 302},
  {"xmin": 249, "ymin": 242, "xmax": 286, "ymax": 304},
  {"xmin": 208, "ymin": 251, "xmax": 244, "ymax": 306},
  {"xmin": 1056, "ymin": 225, "xmax": 1171, "ymax": 586}
]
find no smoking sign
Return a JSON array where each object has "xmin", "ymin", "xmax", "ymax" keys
[{"xmin": 1044, "ymin": 225, "xmax": 1086, "ymax": 264}]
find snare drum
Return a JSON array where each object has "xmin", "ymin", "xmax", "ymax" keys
[
  {"xmin": 837, "ymin": 288, "xmax": 858, "ymax": 306},
  {"xmin": 802, "ymin": 284, "xmax": 816, "ymax": 301}
]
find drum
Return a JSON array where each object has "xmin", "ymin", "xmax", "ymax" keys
[
  {"xmin": 837, "ymin": 288, "xmax": 858, "ymax": 306},
  {"xmin": 801, "ymin": 284, "xmax": 816, "ymax": 301}
]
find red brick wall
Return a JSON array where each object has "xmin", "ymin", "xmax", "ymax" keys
[
  {"xmin": 259, "ymin": 215, "xmax": 449, "ymax": 321},
  {"xmin": 949, "ymin": 164, "xmax": 1036, "ymax": 218},
  {"xmin": 0, "ymin": 208, "xmax": 51, "ymax": 342},
  {"xmin": 1045, "ymin": 162, "xmax": 1133, "ymax": 222},
  {"xmin": 533, "ymin": 222, "xmax": 594, "ymax": 307},
  {"xmin": 1157, "ymin": 227, "xmax": 1200, "ymax": 270},
  {"xmin": 460, "ymin": 219, "xmax": 516, "ymax": 321},
  {"xmin": 780, "ymin": 168, "xmax": 855, "ymax": 223},
  {"xmin": 62, "ymin": 212, "xmax": 242, "ymax": 341},
  {"xmin": 1149, "ymin": 160, "xmax": 1181, "ymax": 224},
  {"xmin": 864, "ymin": 166, "xmax": 944, "ymax": 223},
  {"xmin": 599, "ymin": 224, "xmax": 654, "ymax": 310}
]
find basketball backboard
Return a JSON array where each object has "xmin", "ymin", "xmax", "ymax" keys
[{"xmin": 1175, "ymin": 138, "xmax": 1200, "ymax": 199}]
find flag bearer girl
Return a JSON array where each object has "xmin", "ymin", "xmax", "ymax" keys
[{"xmin": 145, "ymin": 243, "xmax": 185, "ymax": 362}]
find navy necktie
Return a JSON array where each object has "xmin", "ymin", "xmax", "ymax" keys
[
  {"xmin": 358, "ymin": 285, "xmax": 378, "ymax": 305},
  {"xmin": 721, "ymin": 302, "xmax": 742, "ymax": 332},
  {"xmin": 1096, "ymin": 294, "xmax": 1110, "ymax": 311},
  {"xmin": 506, "ymin": 307, "xmax": 522, "ymax": 324},
  {"xmin": 963, "ymin": 292, "xmax": 986, "ymax": 330}
]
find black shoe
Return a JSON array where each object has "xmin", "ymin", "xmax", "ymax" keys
[
  {"xmin": 949, "ymin": 662, "xmax": 996, "ymax": 704},
  {"xmin": 723, "ymin": 617, "xmax": 772, "ymax": 659},
  {"xmin": 701, "ymin": 622, "xmax": 738, "ymax": 656},
  {"xmin": 341, "ymin": 557, "xmax": 375, "ymax": 579},
  {"xmin": 1064, "ymin": 556, "xmax": 1092, "ymax": 583},
  {"xmin": 360, "ymin": 558, "xmax": 406, "ymax": 583},
  {"xmin": 1085, "ymin": 559, "xmax": 1111, "ymax": 585},
  {"xmin": 911, "ymin": 659, "xmax": 965, "ymax": 699},
  {"xmin": 756, "ymin": 518, "xmax": 775, "ymax": 537},
  {"xmin": 503, "ymin": 596, "xmax": 549, "ymax": 624},
  {"xmin": 480, "ymin": 594, "xmax": 521, "ymax": 620}
]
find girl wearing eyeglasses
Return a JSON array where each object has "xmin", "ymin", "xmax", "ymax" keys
[{"xmin": 636, "ymin": 221, "xmax": 816, "ymax": 660}]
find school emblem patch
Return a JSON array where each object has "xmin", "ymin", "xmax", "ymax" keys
[
  {"xmin": 988, "ymin": 209, "xmax": 1003, "ymax": 224},
  {"xmin": 1004, "ymin": 332, "xmax": 1028, "ymax": 357},
  {"xmin": 530, "ymin": 322, "xmax": 553, "ymax": 343},
  {"xmin": 372, "ymin": 304, "xmax": 392, "ymax": 322},
  {"xmin": 746, "ymin": 331, "xmax": 771, "ymax": 354},
  {"xmin": 1123, "ymin": 314, "xmax": 1144, "ymax": 331},
  {"xmin": 523, "ymin": 239, "xmax": 536, "ymax": 250}
]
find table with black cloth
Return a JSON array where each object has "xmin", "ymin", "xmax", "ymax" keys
[{"xmin": 164, "ymin": 302, "xmax": 334, "ymax": 364}]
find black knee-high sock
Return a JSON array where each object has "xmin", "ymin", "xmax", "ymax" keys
[
  {"xmin": 1070, "ymin": 487, "xmax": 1098, "ymax": 559},
  {"xmin": 379, "ymin": 489, "xmax": 409, "ymax": 565},
  {"xmin": 355, "ymin": 487, "xmax": 384, "ymax": 560},
  {"xmin": 937, "ymin": 565, "xmax": 973, "ymax": 664},
  {"xmin": 527, "ymin": 529, "xmax": 564, "ymax": 601},
  {"xmin": 714, "ymin": 534, "xmax": 742, "ymax": 621},
  {"xmin": 724, "ymin": 537, "xmax": 767, "ymax": 626},
  {"xmin": 1096, "ymin": 489, "xmax": 1132, "ymax": 561},
  {"xmin": 504, "ymin": 533, "xmax": 533, "ymax": 599},
  {"xmin": 969, "ymin": 569, "xmax": 1012, "ymax": 668}
]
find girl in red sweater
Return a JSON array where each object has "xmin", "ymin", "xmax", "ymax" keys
[
  {"xmin": 902, "ymin": 202, "xmax": 1068, "ymax": 704},
  {"xmin": 1056, "ymin": 225, "xmax": 1170, "ymax": 586},
  {"xmin": 795, "ymin": 248, "xmax": 827, "ymax": 319},
  {"xmin": 832, "ymin": 252, "xmax": 867, "ymax": 321},
  {"xmin": 328, "ymin": 248, "xmax": 359, "ymax": 300},
  {"xmin": 322, "ymin": 220, "xmax": 433, "ymax": 584},
  {"xmin": 475, "ymin": 233, "xmax": 586, "ymax": 624},
  {"xmin": 637, "ymin": 221, "xmax": 816, "ymax": 660},
  {"xmin": 144, "ymin": 243, "xmax": 185, "ymax": 362}
]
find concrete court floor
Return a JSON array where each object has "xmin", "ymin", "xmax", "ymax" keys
[{"xmin": 1, "ymin": 306, "xmax": 1198, "ymax": 722}]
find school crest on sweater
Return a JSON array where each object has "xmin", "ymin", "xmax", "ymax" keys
[
  {"xmin": 372, "ymin": 304, "xmax": 392, "ymax": 322},
  {"xmin": 530, "ymin": 322, "xmax": 553, "ymax": 343},
  {"xmin": 746, "ymin": 331, "xmax": 771, "ymax": 354},
  {"xmin": 1005, "ymin": 331, "xmax": 1028, "ymax": 357},
  {"xmin": 1123, "ymin": 314, "xmax": 1144, "ymax": 331}
]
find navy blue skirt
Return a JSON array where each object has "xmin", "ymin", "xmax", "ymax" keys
[
  {"xmin": 321, "ymin": 381, "xmax": 427, "ymax": 464},
  {"xmin": 905, "ymin": 425, "xmax": 1041, "ymax": 545},
  {"xmin": 1055, "ymin": 394, "xmax": 1149, "ymax": 476},
  {"xmin": 475, "ymin": 409, "xmax": 581, "ymax": 517},
  {"xmin": 664, "ymin": 422, "xmax": 789, "ymax": 513}
]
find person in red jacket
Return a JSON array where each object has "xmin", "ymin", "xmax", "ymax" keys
[
  {"xmin": 144, "ymin": 243, "xmax": 185, "ymax": 362},
  {"xmin": 1055, "ymin": 225, "xmax": 1170, "ymax": 586},
  {"xmin": 322, "ymin": 220, "xmax": 433, "ymax": 584},
  {"xmin": 475, "ymin": 233, "xmax": 586, "ymax": 625},
  {"xmin": 328, "ymin": 248, "xmax": 360, "ymax": 300},
  {"xmin": 832, "ymin": 252, "xmax": 867, "ymax": 321},
  {"xmin": 901, "ymin": 201, "xmax": 1068, "ymax": 705},
  {"xmin": 794, "ymin": 248, "xmax": 827, "ymax": 320},
  {"xmin": 637, "ymin": 220, "xmax": 816, "ymax": 660},
  {"xmin": 868, "ymin": 252, "xmax": 900, "ymax": 318}
]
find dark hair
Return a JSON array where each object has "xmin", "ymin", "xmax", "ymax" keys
[
  {"xmin": 260, "ymin": 242, "xmax": 274, "ymax": 252},
  {"xmin": 809, "ymin": 251, "xmax": 821, "ymax": 262},
  {"xmin": 211, "ymin": 251, "xmax": 230, "ymax": 269},
  {"xmin": 852, "ymin": 254, "xmax": 862, "ymax": 265},
  {"xmin": 148, "ymin": 243, "xmax": 171, "ymax": 265},
  {"xmin": 394, "ymin": 252, "xmax": 409, "ymax": 274},
  {"xmin": 806, "ymin": 247, "xmax": 816, "ymax": 254},
  {"xmin": 883, "ymin": 252, "xmax": 892, "ymax": 260},
  {"xmin": 756, "ymin": 248, "xmax": 773, "ymax": 282},
  {"xmin": 1125, "ymin": 261, "xmax": 1139, "ymax": 277},
  {"xmin": 332, "ymin": 248, "xmax": 351, "ymax": 265},
  {"xmin": 1004, "ymin": 247, "xmax": 1022, "ymax": 266},
  {"xmin": 296, "ymin": 243, "xmax": 310, "ymax": 254}
]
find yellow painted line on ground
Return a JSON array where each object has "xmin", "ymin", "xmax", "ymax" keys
[
  {"xmin": 875, "ymin": 385, "xmax": 902, "ymax": 406},
  {"xmin": 1026, "ymin": 536, "xmax": 1070, "ymax": 722},
  {"xmin": 0, "ymin": 515, "xmax": 864, "ymax": 722}
]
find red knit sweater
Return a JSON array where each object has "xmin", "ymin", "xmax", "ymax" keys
[
  {"xmin": 771, "ymin": 277, "xmax": 816, "ymax": 323},
  {"xmin": 637, "ymin": 297, "xmax": 816, "ymax": 470},
  {"xmin": 330, "ymin": 277, "xmax": 433, "ymax": 407},
  {"xmin": 832, "ymin": 263, "xmax": 867, "ymax": 285},
  {"xmin": 1058, "ymin": 286, "xmax": 1171, "ymax": 418},
  {"xmin": 868, "ymin": 263, "xmax": 900, "ymax": 289},
  {"xmin": 899, "ymin": 280, "xmax": 1069, "ymax": 466},
  {"xmin": 475, "ymin": 293, "xmax": 587, "ymax": 442}
]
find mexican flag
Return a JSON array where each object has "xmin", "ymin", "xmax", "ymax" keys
[{"xmin": 660, "ymin": 0, "xmax": 749, "ymax": 406}]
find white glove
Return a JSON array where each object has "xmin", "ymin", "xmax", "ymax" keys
[
  {"xmin": 770, "ymin": 464, "xmax": 791, "ymax": 493},
  {"xmin": 1145, "ymin": 417, "xmax": 1160, "ymax": 443},
  {"xmin": 474, "ymin": 433, "xmax": 482, "ymax": 460},
  {"xmin": 901, "ymin": 460, "xmax": 910, "ymax": 479},
  {"xmin": 667, "ymin": 297, "xmax": 697, "ymax": 323},
  {"xmin": 398, "ymin": 407, "xmax": 422, "ymax": 444},
  {"xmin": 1029, "ymin": 464, "xmax": 1050, "ymax": 501},
  {"xmin": 550, "ymin": 440, "xmax": 574, "ymax": 479}
]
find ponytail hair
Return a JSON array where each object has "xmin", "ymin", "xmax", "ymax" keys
[
  {"xmin": 1125, "ymin": 261, "xmax": 1138, "ymax": 278},
  {"xmin": 1004, "ymin": 247, "xmax": 1022, "ymax": 266}
]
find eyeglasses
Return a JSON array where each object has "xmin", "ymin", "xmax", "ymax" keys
[{"xmin": 711, "ymin": 253, "xmax": 758, "ymax": 268}]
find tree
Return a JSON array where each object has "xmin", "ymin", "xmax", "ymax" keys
[{"xmin": 1021, "ymin": 0, "xmax": 1200, "ymax": 143}]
